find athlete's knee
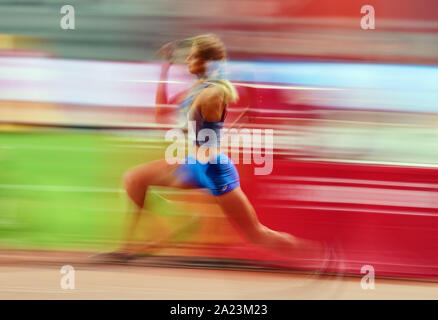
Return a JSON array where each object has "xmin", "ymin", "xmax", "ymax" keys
[
  {"xmin": 122, "ymin": 169, "xmax": 149, "ymax": 204},
  {"xmin": 122, "ymin": 169, "xmax": 140, "ymax": 190},
  {"xmin": 124, "ymin": 163, "xmax": 156, "ymax": 187}
]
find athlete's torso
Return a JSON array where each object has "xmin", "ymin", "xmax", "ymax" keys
[{"xmin": 180, "ymin": 81, "xmax": 226, "ymax": 147}]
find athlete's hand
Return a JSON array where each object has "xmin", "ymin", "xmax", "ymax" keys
[{"xmin": 155, "ymin": 41, "xmax": 178, "ymax": 64}]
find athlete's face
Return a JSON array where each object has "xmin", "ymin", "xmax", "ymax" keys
[{"xmin": 186, "ymin": 45, "xmax": 206, "ymax": 76}]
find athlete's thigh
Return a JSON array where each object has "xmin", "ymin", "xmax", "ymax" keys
[
  {"xmin": 124, "ymin": 159, "xmax": 194, "ymax": 189},
  {"xmin": 214, "ymin": 186, "xmax": 261, "ymax": 233}
]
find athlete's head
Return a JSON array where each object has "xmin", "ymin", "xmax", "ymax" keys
[
  {"xmin": 185, "ymin": 34, "xmax": 226, "ymax": 77},
  {"xmin": 184, "ymin": 34, "xmax": 238, "ymax": 104}
]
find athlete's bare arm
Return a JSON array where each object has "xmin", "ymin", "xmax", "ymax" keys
[
  {"xmin": 154, "ymin": 41, "xmax": 190, "ymax": 122},
  {"xmin": 154, "ymin": 62, "xmax": 190, "ymax": 122}
]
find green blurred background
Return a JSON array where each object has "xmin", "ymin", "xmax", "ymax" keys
[{"xmin": 0, "ymin": 129, "xmax": 203, "ymax": 251}]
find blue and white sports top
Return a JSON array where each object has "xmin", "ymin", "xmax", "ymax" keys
[{"xmin": 179, "ymin": 81, "xmax": 226, "ymax": 147}]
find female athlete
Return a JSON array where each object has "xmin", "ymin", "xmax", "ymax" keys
[{"xmin": 105, "ymin": 34, "xmax": 326, "ymax": 267}]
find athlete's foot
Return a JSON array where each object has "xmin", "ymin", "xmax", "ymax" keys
[
  {"xmin": 281, "ymin": 237, "xmax": 332, "ymax": 273},
  {"xmin": 312, "ymin": 241, "xmax": 333, "ymax": 274},
  {"xmin": 300, "ymin": 240, "xmax": 341, "ymax": 276}
]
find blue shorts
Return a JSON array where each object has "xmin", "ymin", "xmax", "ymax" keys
[{"xmin": 175, "ymin": 153, "xmax": 240, "ymax": 196}]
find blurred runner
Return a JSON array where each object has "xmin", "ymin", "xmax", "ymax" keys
[{"xmin": 100, "ymin": 34, "xmax": 327, "ymax": 269}]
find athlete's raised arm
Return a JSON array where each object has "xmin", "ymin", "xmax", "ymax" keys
[
  {"xmin": 154, "ymin": 42, "xmax": 189, "ymax": 123},
  {"xmin": 154, "ymin": 42, "xmax": 177, "ymax": 122}
]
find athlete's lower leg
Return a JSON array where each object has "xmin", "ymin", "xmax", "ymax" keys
[
  {"xmin": 118, "ymin": 160, "xmax": 191, "ymax": 256},
  {"xmin": 118, "ymin": 166, "xmax": 157, "ymax": 254},
  {"xmin": 216, "ymin": 187, "xmax": 321, "ymax": 259}
]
